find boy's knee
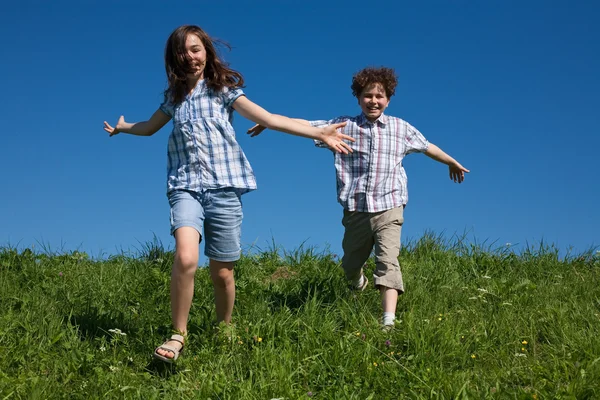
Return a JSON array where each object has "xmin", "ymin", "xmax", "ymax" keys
[
  {"xmin": 375, "ymin": 257, "xmax": 400, "ymax": 270},
  {"xmin": 373, "ymin": 260, "xmax": 404, "ymax": 292}
]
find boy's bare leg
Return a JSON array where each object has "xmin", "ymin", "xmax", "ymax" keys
[
  {"xmin": 209, "ymin": 259, "xmax": 235, "ymax": 323},
  {"xmin": 380, "ymin": 286, "xmax": 398, "ymax": 313},
  {"xmin": 157, "ymin": 226, "xmax": 199, "ymax": 359}
]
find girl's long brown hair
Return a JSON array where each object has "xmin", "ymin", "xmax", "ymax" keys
[{"xmin": 164, "ymin": 25, "xmax": 244, "ymax": 105}]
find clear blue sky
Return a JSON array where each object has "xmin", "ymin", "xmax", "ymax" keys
[{"xmin": 1, "ymin": 0, "xmax": 598, "ymax": 260}]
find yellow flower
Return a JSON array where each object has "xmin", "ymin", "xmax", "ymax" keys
[
  {"xmin": 389, "ymin": 352, "xmax": 394, "ymax": 356},
  {"xmin": 373, "ymin": 362, "xmax": 378, "ymax": 367},
  {"xmin": 522, "ymin": 340, "xmax": 528, "ymax": 345},
  {"xmin": 471, "ymin": 354, "xmax": 476, "ymax": 359},
  {"xmin": 257, "ymin": 337, "xmax": 263, "ymax": 343},
  {"xmin": 438, "ymin": 317, "xmax": 442, "ymax": 321},
  {"xmin": 521, "ymin": 347, "xmax": 526, "ymax": 352},
  {"xmin": 356, "ymin": 332, "xmax": 361, "ymax": 336},
  {"xmin": 237, "ymin": 340, "xmax": 243, "ymax": 345}
]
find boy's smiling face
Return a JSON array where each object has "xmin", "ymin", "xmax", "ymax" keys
[{"xmin": 358, "ymin": 83, "xmax": 390, "ymax": 122}]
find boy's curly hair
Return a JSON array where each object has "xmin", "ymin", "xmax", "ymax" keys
[{"xmin": 351, "ymin": 67, "xmax": 397, "ymax": 98}]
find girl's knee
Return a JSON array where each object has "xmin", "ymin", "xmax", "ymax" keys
[
  {"xmin": 174, "ymin": 251, "xmax": 198, "ymax": 272},
  {"xmin": 210, "ymin": 265, "xmax": 234, "ymax": 287}
]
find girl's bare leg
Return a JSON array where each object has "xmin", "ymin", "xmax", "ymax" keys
[
  {"xmin": 209, "ymin": 259, "xmax": 235, "ymax": 323},
  {"xmin": 156, "ymin": 227, "xmax": 199, "ymax": 359}
]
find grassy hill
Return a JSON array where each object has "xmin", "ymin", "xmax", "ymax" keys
[{"xmin": 1, "ymin": 236, "xmax": 599, "ymax": 399}]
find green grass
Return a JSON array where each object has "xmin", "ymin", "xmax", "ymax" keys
[{"xmin": 1, "ymin": 235, "xmax": 599, "ymax": 399}]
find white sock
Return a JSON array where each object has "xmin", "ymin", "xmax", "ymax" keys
[
  {"xmin": 382, "ymin": 312, "xmax": 395, "ymax": 326},
  {"xmin": 353, "ymin": 274, "xmax": 365, "ymax": 288}
]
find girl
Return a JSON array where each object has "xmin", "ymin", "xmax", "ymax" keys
[{"xmin": 103, "ymin": 25, "xmax": 353, "ymax": 363}]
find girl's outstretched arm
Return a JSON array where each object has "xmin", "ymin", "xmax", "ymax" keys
[
  {"xmin": 247, "ymin": 118, "xmax": 310, "ymax": 137},
  {"xmin": 425, "ymin": 143, "xmax": 470, "ymax": 183},
  {"xmin": 232, "ymin": 96, "xmax": 354, "ymax": 154},
  {"xmin": 104, "ymin": 109, "xmax": 171, "ymax": 137}
]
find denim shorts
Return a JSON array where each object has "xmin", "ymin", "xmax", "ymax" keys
[{"xmin": 168, "ymin": 188, "xmax": 243, "ymax": 262}]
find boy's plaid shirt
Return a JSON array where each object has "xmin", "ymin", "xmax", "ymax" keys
[
  {"xmin": 311, "ymin": 113, "xmax": 429, "ymax": 212},
  {"xmin": 160, "ymin": 81, "xmax": 257, "ymax": 194}
]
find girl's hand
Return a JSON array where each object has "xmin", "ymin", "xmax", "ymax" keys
[
  {"xmin": 449, "ymin": 162, "xmax": 470, "ymax": 183},
  {"xmin": 103, "ymin": 116, "xmax": 125, "ymax": 137},
  {"xmin": 321, "ymin": 121, "xmax": 354, "ymax": 154},
  {"xmin": 247, "ymin": 124, "xmax": 266, "ymax": 137}
]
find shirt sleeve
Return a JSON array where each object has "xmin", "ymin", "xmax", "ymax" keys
[
  {"xmin": 309, "ymin": 120, "xmax": 330, "ymax": 128},
  {"xmin": 159, "ymin": 95, "xmax": 175, "ymax": 118},
  {"xmin": 404, "ymin": 122, "xmax": 429, "ymax": 155},
  {"xmin": 223, "ymin": 86, "xmax": 245, "ymax": 108}
]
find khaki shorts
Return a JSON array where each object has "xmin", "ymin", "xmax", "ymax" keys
[{"xmin": 341, "ymin": 206, "xmax": 404, "ymax": 293}]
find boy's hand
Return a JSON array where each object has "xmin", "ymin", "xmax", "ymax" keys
[
  {"xmin": 247, "ymin": 124, "xmax": 266, "ymax": 137},
  {"xmin": 104, "ymin": 116, "xmax": 126, "ymax": 137},
  {"xmin": 321, "ymin": 121, "xmax": 354, "ymax": 154},
  {"xmin": 449, "ymin": 162, "xmax": 470, "ymax": 183}
]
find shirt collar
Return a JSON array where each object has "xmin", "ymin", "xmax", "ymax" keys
[{"xmin": 358, "ymin": 112, "xmax": 389, "ymax": 127}]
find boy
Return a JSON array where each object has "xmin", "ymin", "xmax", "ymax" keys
[{"xmin": 249, "ymin": 67, "xmax": 469, "ymax": 329}]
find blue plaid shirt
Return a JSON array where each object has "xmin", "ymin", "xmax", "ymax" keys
[
  {"xmin": 311, "ymin": 113, "xmax": 429, "ymax": 212},
  {"xmin": 160, "ymin": 80, "xmax": 257, "ymax": 194}
]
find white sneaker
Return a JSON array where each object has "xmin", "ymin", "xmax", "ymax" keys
[{"xmin": 353, "ymin": 275, "xmax": 368, "ymax": 291}]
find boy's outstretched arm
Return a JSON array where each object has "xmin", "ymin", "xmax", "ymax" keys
[
  {"xmin": 424, "ymin": 143, "xmax": 470, "ymax": 183},
  {"xmin": 233, "ymin": 96, "xmax": 354, "ymax": 153},
  {"xmin": 103, "ymin": 110, "xmax": 171, "ymax": 137}
]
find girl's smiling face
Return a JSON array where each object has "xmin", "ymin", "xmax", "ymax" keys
[
  {"xmin": 358, "ymin": 83, "xmax": 390, "ymax": 121},
  {"xmin": 184, "ymin": 33, "xmax": 207, "ymax": 80}
]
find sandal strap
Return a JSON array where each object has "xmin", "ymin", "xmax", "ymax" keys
[
  {"xmin": 156, "ymin": 343, "xmax": 180, "ymax": 354},
  {"xmin": 155, "ymin": 335, "xmax": 185, "ymax": 354},
  {"xmin": 169, "ymin": 334, "xmax": 185, "ymax": 346}
]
